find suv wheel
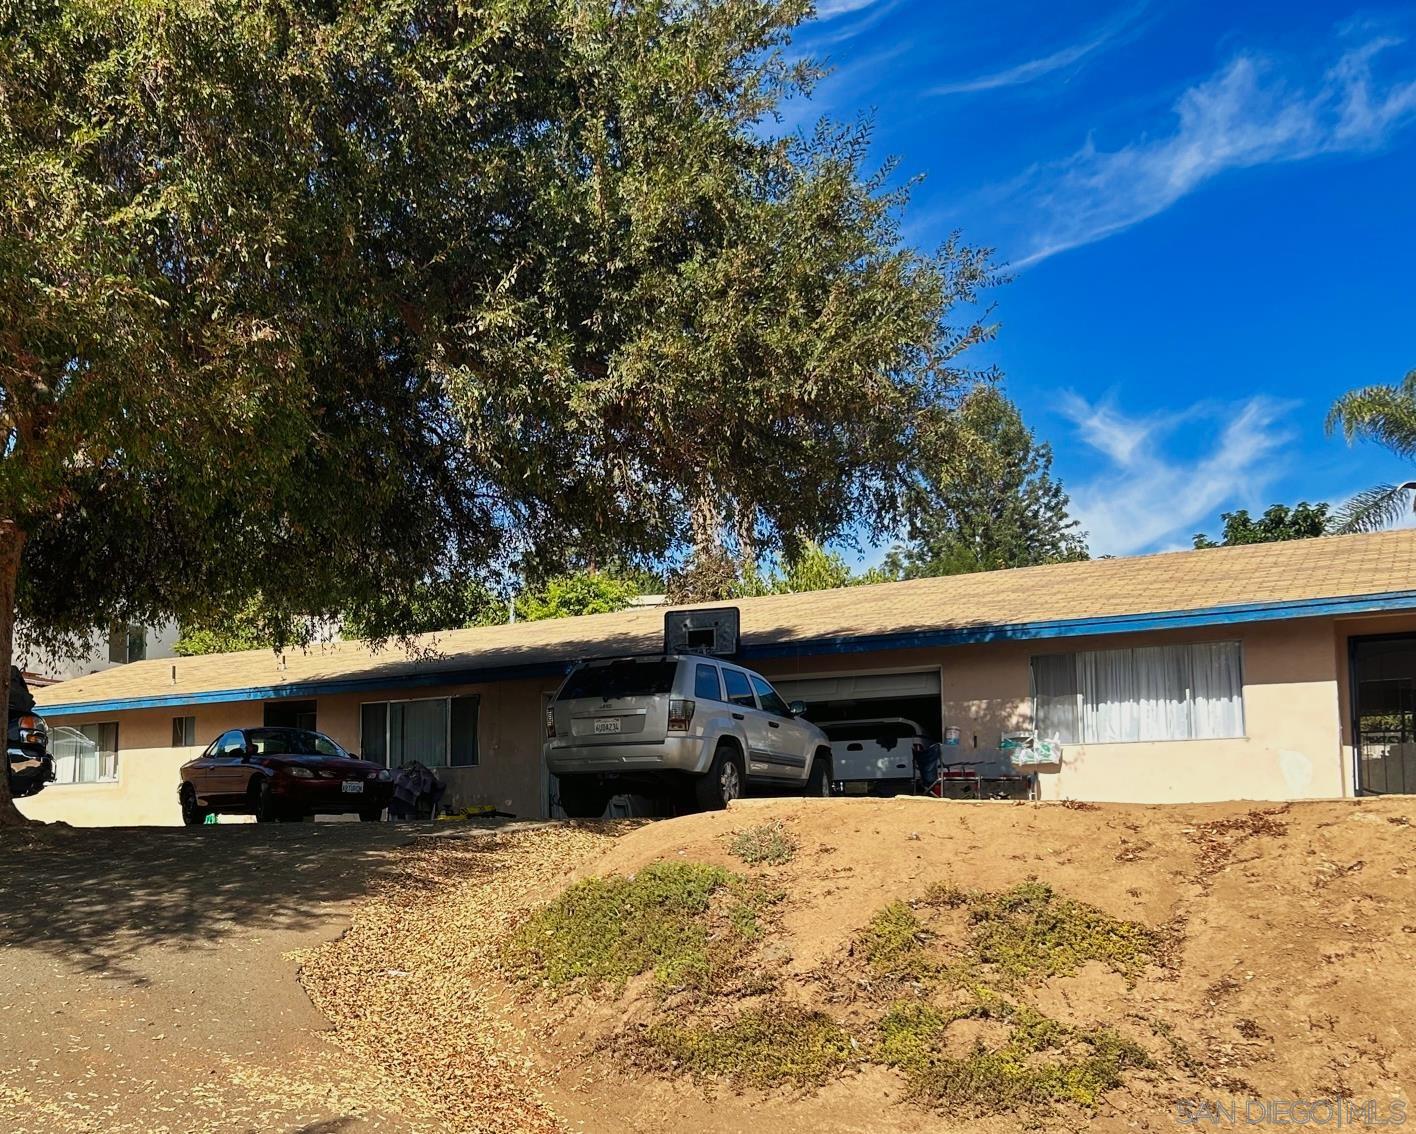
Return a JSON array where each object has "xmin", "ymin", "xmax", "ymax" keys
[
  {"xmin": 805, "ymin": 753, "xmax": 832, "ymax": 798},
  {"xmin": 559, "ymin": 775, "xmax": 611, "ymax": 819},
  {"xmin": 694, "ymin": 744, "xmax": 744, "ymax": 811}
]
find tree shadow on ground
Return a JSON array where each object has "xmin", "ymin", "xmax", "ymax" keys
[{"xmin": 0, "ymin": 821, "xmax": 516, "ymax": 984}]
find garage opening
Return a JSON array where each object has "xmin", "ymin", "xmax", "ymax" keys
[
  {"xmin": 772, "ymin": 671, "xmax": 942, "ymax": 790},
  {"xmin": 773, "ymin": 671, "xmax": 943, "ymax": 739}
]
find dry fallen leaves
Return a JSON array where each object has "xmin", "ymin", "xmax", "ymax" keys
[{"xmin": 297, "ymin": 823, "xmax": 619, "ymax": 1134}]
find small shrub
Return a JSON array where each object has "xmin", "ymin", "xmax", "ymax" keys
[
  {"xmin": 876, "ymin": 994, "xmax": 1152, "ymax": 1112},
  {"xmin": 500, "ymin": 861, "xmax": 778, "ymax": 994},
  {"xmin": 856, "ymin": 902, "xmax": 942, "ymax": 981},
  {"xmin": 958, "ymin": 882, "xmax": 1161, "ymax": 985},
  {"xmin": 729, "ymin": 821, "xmax": 798, "ymax": 866},
  {"xmin": 645, "ymin": 1004, "xmax": 855, "ymax": 1087}
]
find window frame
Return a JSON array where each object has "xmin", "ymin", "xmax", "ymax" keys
[
  {"xmin": 51, "ymin": 720, "xmax": 120, "ymax": 785},
  {"xmin": 358, "ymin": 694, "xmax": 480, "ymax": 769},
  {"xmin": 1030, "ymin": 640, "xmax": 1246, "ymax": 745},
  {"xmin": 172, "ymin": 715, "xmax": 197, "ymax": 747}
]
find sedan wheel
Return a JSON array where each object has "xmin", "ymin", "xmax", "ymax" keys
[
  {"xmin": 252, "ymin": 779, "xmax": 279, "ymax": 823},
  {"xmin": 180, "ymin": 785, "xmax": 209, "ymax": 827}
]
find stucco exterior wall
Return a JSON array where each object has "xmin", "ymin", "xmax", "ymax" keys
[
  {"xmin": 18, "ymin": 701, "xmax": 259, "ymax": 826},
  {"xmin": 24, "ymin": 611, "xmax": 1407, "ymax": 826}
]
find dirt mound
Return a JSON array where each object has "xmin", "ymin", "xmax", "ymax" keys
[{"xmin": 299, "ymin": 798, "xmax": 1416, "ymax": 1133}]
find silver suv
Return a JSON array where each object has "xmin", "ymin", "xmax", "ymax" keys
[{"xmin": 544, "ymin": 654, "xmax": 833, "ymax": 816}]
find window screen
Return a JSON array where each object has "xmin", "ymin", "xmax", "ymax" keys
[
  {"xmin": 450, "ymin": 695, "xmax": 479, "ymax": 767},
  {"xmin": 172, "ymin": 716, "xmax": 197, "ymax": 747}
]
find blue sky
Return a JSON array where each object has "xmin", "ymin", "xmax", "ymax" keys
[{"xmin": 788, "ymin": 1, "xmax": 1416, "ymax": 558}]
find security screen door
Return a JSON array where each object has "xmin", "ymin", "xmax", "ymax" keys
[{"xmin": 1353, "ymin": 637, "xmax": 1416, "ymax": 795}]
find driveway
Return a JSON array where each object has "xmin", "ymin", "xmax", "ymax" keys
[{"xmin": 0, "ymin": 821, "xmax": 445, "ymax": 1134}]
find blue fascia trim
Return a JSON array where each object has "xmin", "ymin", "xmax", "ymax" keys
[
  {"xmin": 38, "ymin": 588, "xmax": 1416, "ymax": 717},
  {"xmin": 737, "ymin": 588, "xmax": 1416, "ymax": 661}
]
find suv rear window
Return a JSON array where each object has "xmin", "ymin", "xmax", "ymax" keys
[{"xmin": 558, "ymin": 660, "xmax": 678, "ymax": 701}]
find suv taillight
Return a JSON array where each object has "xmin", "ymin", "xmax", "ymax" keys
[
  {"xmin": 544, "ymin": 706, "xmax": 557, "ymax": 740},
  {"xmin": 667, "ymin": 698, "xmax": 695, "ymax": 732}
]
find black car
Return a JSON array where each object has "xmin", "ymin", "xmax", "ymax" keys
[{"xmin": 6, "ymin": 667, "xmax": 53, "ymax": 799}]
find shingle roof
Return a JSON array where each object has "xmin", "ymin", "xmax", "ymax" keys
[{"xmin": 38, "ymin": 529, "xmax": 1416, "ymax": 713}]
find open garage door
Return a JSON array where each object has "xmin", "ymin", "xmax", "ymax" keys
[{"xmin": 773, "ymin": 670, "xmax": 943, "ymax": 739}]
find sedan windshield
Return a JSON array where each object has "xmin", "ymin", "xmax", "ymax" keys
[{"xmin": 247, "ymin": 728, "xmax": 347, "ymax": 757}]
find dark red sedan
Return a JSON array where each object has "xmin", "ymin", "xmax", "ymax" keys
[{"xmin": 178, "ymin": 726, "xmax": 394, "ymax": 824}]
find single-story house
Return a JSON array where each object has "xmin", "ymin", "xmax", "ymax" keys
[{"xmin": 19, "ymin": 529, "xmax": 1416, "ymax": 826}]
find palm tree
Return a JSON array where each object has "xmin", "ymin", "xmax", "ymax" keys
[{"xmin": 1326, "ymin": 369, "xmax": 1416, "ymax": 533}]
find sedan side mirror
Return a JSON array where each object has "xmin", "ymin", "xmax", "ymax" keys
[{"xmin": 788, "ymin": 700, "xmax": 807, "ymax": 717}]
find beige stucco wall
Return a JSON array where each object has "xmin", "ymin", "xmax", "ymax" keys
[
  {"xmin": 18, "ymin": 676, "xmax": 558, "ymax": 827},
  {"xmin": 25, "ymin": 610, "xmax": 1410, "ymax": 826},
  {"xmin": 760, "ymin": 619, "xmax": 1351, "ymax": 805},
  {"xmin": 18, "ymin": 701, "xmax": 260, "ymax": 826}
]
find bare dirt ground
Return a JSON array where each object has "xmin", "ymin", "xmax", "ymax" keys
[{"xmin": 3, "ymin": 797, "xmax": 1414, "ymax": 1134}]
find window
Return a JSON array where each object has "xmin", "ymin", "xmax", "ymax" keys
[
  {"xmin": 722, "ymin": 668, "xmax": 755, "ymax": 708},
  {"xmin": 360, "ymin": 695, "xmax": 479, "ymax": 768},
  {"xmin": 51, "ymin": 722, "xmax": 119, "ymax": 784},
  {"xmin": 172, "ymin": 716, "xmax": 197, "ymax": 747},
  {"xmin": 557, "ymin": 660, "xmax": 678, "ymax": 701},
  {"xmin": 247, "ymin": 728, "xmax": 345, "ymax": 757},
  {"xmin": 107, "ymin": 624, "xmax": 146, "ymax": 664},
  {"xmin": 215, "ymin": 730, "xmax": 246, "ymax": 757},
  {"xmin": 1032, "ymin": 641, "xmax": 1244, "ymax": 744},
  {"xmin": 750, "ymin": 674, "xmax": 791, "ymax": 717},
  {"xmin": 694, "ymin": 663, "xmax": 723, "ymax": 701},
  {"xmin": 264, "ymin": 699, "xmax": 317, "ymax": 731}
]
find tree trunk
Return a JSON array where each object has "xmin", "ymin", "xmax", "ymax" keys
[{"xmin": 0, "ymin": 520, "xmax": 33, "ymax": 826}]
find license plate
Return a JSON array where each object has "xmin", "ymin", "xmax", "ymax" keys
[
  {"xmin": 341, "ymin": 781, "xmax": 364, "ymax": 794},
  {"xmin": 593, "ymin": 718, "xmax": 621, "ymax": 735}
]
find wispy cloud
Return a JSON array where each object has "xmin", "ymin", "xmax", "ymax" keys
[
  {"xmin": 1009, "ymin": 32, "xmax": 1416, "ymax": 267},
  {"xmin": 813, "ymin": 0, "xmax": 883, "ymax": 17},
  {"xmin": 931, "ymin": 5, "xmax": 1146, "ymax": 97},
  {"xmin": 1058, "ymin": 394, "xmax": 1297, "ymax": 556}
]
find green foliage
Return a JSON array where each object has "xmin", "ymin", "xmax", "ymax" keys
[
  {"xmin": 856, "ymin": 902, "xmax": 941, "ymax": 980},
  {"xmin": 499, "ymin": 862, "xmax": 778, "ymax": 995},
  {"xmin": 728, "ymin": 821, "xmax": 798, "ymax": 866},
  {"xmin": 932, "ymin": 881, "xmax": 1162, "ymax": 986},
  {"xmin": 514, "ymin": 572, "xmax": 640, "ymax": 621},
  {"xmin": 1192, "ymin": 502, "xmax": 1331, "ymax": 549},
  {"xmin": 1327, "ymin": 370, "xmax": 1416, "ymax": 533},
  {"xmin": 174, "ymin": 600, "xmax": 281, "ymax": 657},
  {"xmin": 644, "ymin": 1004, "xmax": 855, "ymax": 1087},
  {"xmin": 2, "ymin": 0, "xmax": 994, "ymax": 664},
  {"xmin": 886, "ymin": 387, "xmax": 1088, "ymax": 579},
  {"xmin": 727, "ymin": 541, "xmax": 890, "ymax": 599},
  {"xmin": 876, "ymin": 995, "xmax": 1152, "ymax": 1112}
]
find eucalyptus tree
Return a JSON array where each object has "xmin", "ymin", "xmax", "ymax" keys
[{"xmin": 0, "ymin": 0, "xmax": 994, "ymax": 822}]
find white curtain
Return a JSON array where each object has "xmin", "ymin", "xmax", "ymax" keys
[
  {"xmin": 1190, "ymin": 641, "xmax": 1244, "ymax": 739},
  {"xmin": 1040, "ymin": 641, "xmax": 1245, "ymax": 744}
]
